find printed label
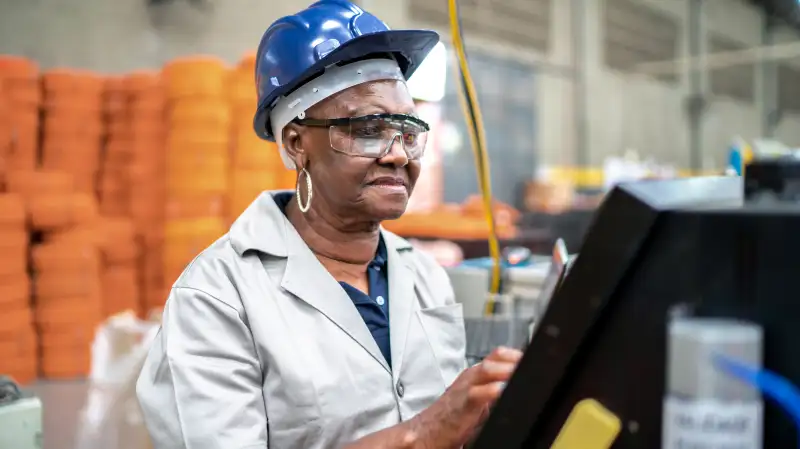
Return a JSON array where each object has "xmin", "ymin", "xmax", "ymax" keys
[{"xmin": 662, "ymin": 397, "xmax": 762, "ymax": 449}]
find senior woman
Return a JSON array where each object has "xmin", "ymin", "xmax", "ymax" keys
[{"xmin": 136, "ymin": 1, "xmax": 522, "ymax": 448}]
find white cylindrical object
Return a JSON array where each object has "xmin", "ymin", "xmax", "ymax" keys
[
  {"xmin": 662, "ymin": 317, "xmax": 763, "ymax": 449},
  {"xmin": 407, "ymin": 42, "xmax": 447, "ymax": 103}
]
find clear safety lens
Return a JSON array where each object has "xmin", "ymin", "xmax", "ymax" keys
[{"xmin": 329, "ymin": 116, "xmax": 428, "ymax": 160}]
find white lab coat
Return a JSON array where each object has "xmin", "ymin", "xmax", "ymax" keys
[{"xmin": 136, "ymin": 191, "xmax": 468, "ymax": 449}]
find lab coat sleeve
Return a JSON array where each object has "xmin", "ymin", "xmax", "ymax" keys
[{"xmin": 137, "ymin": 286, "xmax": 268, "ymax": 449}]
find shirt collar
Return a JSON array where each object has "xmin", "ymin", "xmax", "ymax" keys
[{"xmin": 371, "ymin": 235, "xmax": 388, "ymax": 269}]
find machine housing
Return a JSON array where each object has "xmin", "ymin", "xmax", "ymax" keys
[{"xmin": 471, "ymin": 176, "xmax": 800, "ymax": 448}]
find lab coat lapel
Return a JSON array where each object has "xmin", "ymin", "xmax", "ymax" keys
[
  {"xmin": 383, "ymin": 231, "xmax": 416, "ymax": 378},
  {"xmin": 281, "ymin": 220, "xmax": 391, "ymax": 374}
]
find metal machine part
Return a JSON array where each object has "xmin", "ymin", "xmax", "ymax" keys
[
  {"xmin": 447, "ymin": 265, "xmax": 546, "ymax": 362},
  {"xmin": 447, "ymin": 249, "xmax": 573, "ymax": 363},
  {"xmin": 446, "ymin": 258, "xmax": 552, "ymax": 320},
  {"xmin": 529, "ymin": 239, "xmax": 572, "ymax": 338},
  {"xmin": 0, "ymin": 377, "xmax": 43, "ymax": 449}
]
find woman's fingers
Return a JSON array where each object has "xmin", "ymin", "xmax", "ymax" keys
[
  {"xmin": 415, "ymin": 348, "xmax": 523, "ymax": 448},
  {"xmin": 463, "ymin": 347, "xmax": 522, "ymax": 409},
  {"xmin": 467, "ymin": 381, "xmax": 507, "ymax": 406},
  {"xmin": 423, "ymin": 347, "xmax": 522, "ymax": 442},
  {"xmin": 484, "ymin": 346, "xmax": 524, "ymax": 364},
  {"xmin": 471, "ymin": 357, "xmax": 519, "ymax": 386}
]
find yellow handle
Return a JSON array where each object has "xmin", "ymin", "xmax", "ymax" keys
[{"xmin": 550, "ymin": 399, "xmax": 622, "ymax": 449}]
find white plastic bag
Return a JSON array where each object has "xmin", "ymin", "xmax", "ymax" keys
[{"xmin": 74, "ymin": 310, "xmax": 160, "ymax": 449}]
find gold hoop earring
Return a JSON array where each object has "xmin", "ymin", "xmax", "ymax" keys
[{"xmin": 296, "ymin": 167, "xmax": 313, "ymax": 213}]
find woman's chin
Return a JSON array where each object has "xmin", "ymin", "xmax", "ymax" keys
[
  {"xmin": 362, "ymin": 185, "xmax": 411, "ymax": 220},
  {"xmin": 368, "ymin": 200, "xmax": 408, "ymax": 221}
]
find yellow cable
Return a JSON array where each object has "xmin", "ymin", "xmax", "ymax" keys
[
  {"xmin": 449, "ymin": 2, "xmax": 499, "ymax": 299},
  {"xmin": 447, "ymin": 0, "xmax": 502, "ymax": 309}
]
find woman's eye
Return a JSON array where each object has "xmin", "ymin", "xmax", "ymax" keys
[
  {"xmin": 403, "ymin": 133, "xmax": 417, "ymax": 145},
  {"xmin": 354, "ymin": 126, "xmax": 381, "ymax": 137}
]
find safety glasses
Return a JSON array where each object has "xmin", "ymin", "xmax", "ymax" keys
[{"xmin": 294, "ymin": 113, "xmax": 430, "ymax": 160}]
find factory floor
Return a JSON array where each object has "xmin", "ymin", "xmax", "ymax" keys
[{"xmin": 29, "ymin": 380, "xmax": 151, "ymax": 449}]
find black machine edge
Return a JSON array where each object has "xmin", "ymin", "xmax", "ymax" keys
[{"xmin": 469, "ymin": 177, "xmax": 743, "ymax": 449}]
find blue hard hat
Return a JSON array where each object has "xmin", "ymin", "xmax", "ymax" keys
[{"xmin": 252, "ymin": 0, "xmax": 440, "ymax": 141}]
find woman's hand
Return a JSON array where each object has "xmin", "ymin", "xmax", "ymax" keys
[{"xmin": 410, "ymin": 346, "xmax": 524, "ymax": 449}]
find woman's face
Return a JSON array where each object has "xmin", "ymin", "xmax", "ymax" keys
[{"xmin": 284, "ymin": 80, "xmax": 422, "ymax": 224}]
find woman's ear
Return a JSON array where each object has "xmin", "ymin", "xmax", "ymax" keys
[{"xmin": 282, "ymin": 123, "xmax": 308, "ymax": 169}]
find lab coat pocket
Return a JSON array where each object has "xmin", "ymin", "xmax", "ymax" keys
[{"xmin": 417, "ymin": 303, "xmax": 467, "ymax": 388}]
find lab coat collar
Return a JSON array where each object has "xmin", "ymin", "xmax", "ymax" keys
[
  {"xmin": 384, "ymin": 232, "xmax": 416, "ymax": 379},
  {"xmin": 229, "ymin": 190, "xmax": 293, "ymax": 257},
  {"xmin": 229, "ymin": 191, "xmax": 416, "ymax": 375}
]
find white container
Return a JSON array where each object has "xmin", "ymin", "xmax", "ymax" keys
[{"xmin": 662, "ymin": 318, "xmax": 763, "ymax": 449}]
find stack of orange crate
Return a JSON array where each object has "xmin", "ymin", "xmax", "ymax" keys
[
  {"xmin": 226, "ymin": 53, "xmax": 287, "ymax": 224},
  {"xmin": 96, "ymin": 218, "xmax": 140, "ymax": 317},
  {"xmin": 0, "ymin": 56, "xmax": 40, "ymax": 174},
  {"xmin": 0, "ymin": 77, "xmax": 9, "ymax": 181},
  {"xmin": 161, "ymin": 57, "xmax": 229, "ymax": 290},
  {"xmin": 41, "ymin": 70, "xmax": 104, "ymax": 196},
  {"xmin": 96, "ymin": 77, "xmax": 142, "ymax": 318},
  {"xmin": 20, "ymin": 170, "xmax": 101, "ymax": 379},
  {"xmin": 0, "ymin": 193, "xmax": 36, "ymax": 384},
  {"xmin": 99, "ymin": 77, "xmax": 131, "ymax": 217},
  {"xmin": 126, "ymin": 72, "xmax": 168, "ymax": 313}
]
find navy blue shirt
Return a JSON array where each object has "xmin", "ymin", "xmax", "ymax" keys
[{"xmin": 273, "ymin": 192, "xmax": 392, "ymax": 367}]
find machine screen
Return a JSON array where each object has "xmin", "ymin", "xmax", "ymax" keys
[{"xmin": 529, "ymin": 239, "xmax": 572, "ymax": 337}]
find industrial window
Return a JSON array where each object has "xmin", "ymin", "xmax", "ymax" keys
[
  {"xmin": 778, "ymin": 64, "xmax": 800, "ymax": 113},
  {"xmin": 408, "ymin": 0, "xmax": 551, "ymax": 52},
  {"xmin": 439, "ymin": 49, "xmax": 536, "ymax": 207},
  {"xmin": 708, "ymin": 35, "xmax": 755, "ymax": 103},
  {"xmin": 603, "ymin": 0, "xmax": 680, "ymax": 83}
]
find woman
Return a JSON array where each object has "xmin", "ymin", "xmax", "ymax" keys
[{"xmin": 136, "ymin": 1, "xmax": 522, "ymax": 448}]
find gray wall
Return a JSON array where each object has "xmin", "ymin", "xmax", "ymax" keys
[{"xmin": 1, "ymin": 0, "xmax": 799, "ymax": 170}]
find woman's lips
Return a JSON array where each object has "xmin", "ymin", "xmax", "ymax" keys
[
  {"xmin": 368, "ymin": 177, "xmax": 407, "ymax": 192},
  {"xmin": 369, "ymin": 177, "xmax": 406, "ymax": 186}
]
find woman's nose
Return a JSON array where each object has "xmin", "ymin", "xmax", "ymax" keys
[{"xmin": 378, "ymin": 135, "xmax": 410, "ymax": 167}]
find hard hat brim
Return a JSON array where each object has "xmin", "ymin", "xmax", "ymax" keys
[{"xmin": 253, "ymin": 29, "xmax": 440, "ymax": 142}]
